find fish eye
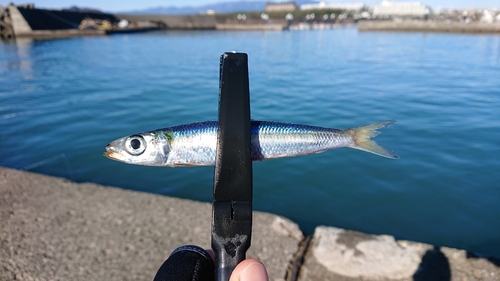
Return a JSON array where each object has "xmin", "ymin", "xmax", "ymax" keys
[{"xmin": 125, "ymin": 135, "xmax": 146, "ymax": 155}]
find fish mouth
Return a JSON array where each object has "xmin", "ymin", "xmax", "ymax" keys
[
  {"xmin": 103, "ymin": 144, "xmax": 113, "ymax": 158},
  {"xmin": 103, "ymin": 144, "xmax": 124, "ymax": 161}
]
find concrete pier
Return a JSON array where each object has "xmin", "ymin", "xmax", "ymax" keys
[
  {"xmin": 215, "ymin": 23, "xmax": 286, "ymax": 31},
  {"xmin": 117, "ymin": 14, "xmax": 216, "ymax": 30},
  {"xmin": 1, "ymin": 167, "xmax": 500, "ymax": 281},
  {"xmin": 358, "ymin": 20, "xmax": 500, "ymax": 34},
  {"xmin": 6, "ymin": 4, "xmax": 31, "ymax": 36},
  {"xmin": 0, "ymin": 4, "xmax": 162, "ymax": 39}
]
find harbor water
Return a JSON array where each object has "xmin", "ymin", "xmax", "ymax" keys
[{"xmin": 1, "ymin": 28, "xmax": 500, "ymax": 257}]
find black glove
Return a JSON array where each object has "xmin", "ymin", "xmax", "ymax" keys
[{"xmin": 153, "ymin": 245, "xmax": 215, "ymax": 281}]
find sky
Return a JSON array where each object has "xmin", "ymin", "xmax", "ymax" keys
[{"xmin": 1, "ymin": 0, "xmax": 498, "ymax": 13}]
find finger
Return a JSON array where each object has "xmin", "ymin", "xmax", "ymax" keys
[{"xmin": 229, "ymin": 258, "xmax": 268, "ymax": 281}]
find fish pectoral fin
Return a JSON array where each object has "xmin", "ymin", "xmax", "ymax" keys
[
  {"xmin": 313, "ymin": 149, "xmax": 328, "ymax": 154},
  {"xmin": 175, "ymin": 163, "xmax": 203, "ymax": 167}
]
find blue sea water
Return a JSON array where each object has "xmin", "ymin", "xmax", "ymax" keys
[{"xmin": 1, "ymin": 28, "xmax": 500, "ymax": 257}]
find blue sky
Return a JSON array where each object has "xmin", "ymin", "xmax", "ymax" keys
[{"xmin": 2, "ymin": 1, "xmax": 498, "ymax": 13}]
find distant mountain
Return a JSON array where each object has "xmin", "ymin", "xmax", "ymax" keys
[
  {"xmin": 62, "ymin": 6, "xmax": 100, "ymax": 13},
  {"xmin": 120, "ymin": 0, "xmax": 316, "ymax": 14}
]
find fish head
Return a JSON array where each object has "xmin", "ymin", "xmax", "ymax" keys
[{"xmin": 104, "ymin": 131, "xmax": 170, "ymax": 166}]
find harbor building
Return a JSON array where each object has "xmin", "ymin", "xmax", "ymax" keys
[
  {"xmin": 301, "ymin": 1, "xmax": 365, "ymax": 12},
  {"xmin": 372, "ymin": 1, "xmax": 430, "ymax": 17},
  {"xmin": 265, "ymin": 2, "xmax": 299, "ymax": 12}
]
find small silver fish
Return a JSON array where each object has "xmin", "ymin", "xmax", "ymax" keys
[{"xmin": 104, "ymin": 120, "xmax": 398, "ymax": 167}]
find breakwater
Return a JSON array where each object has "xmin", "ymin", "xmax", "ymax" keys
[
  {"xmin": 0, "ymin": 3, "xmax": 289, "ymax": 39},
  {"xmin": 5, "ymin": 2, "xmax": 500, "ymax": 39},
  {"xmin": 358, "ymin": 20, "xmax": 500, "ymax": 34},
  {"xmin": 116, "ymin": 13, "xmax": 217, "ymax": 30},
  {"xmin": 0, "ymin": 4, "xmax": 166, "ymax": 39}
]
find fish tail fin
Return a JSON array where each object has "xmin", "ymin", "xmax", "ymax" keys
[{"xmin": 349, "ymin": 120, "xmax": 399, "ymax": 159}]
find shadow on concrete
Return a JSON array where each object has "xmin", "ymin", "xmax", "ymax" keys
[
  {"xmin": 413, "ymin": 246, "xmax": 451, "ymax": 281},
  {"xmin": 467, "ymin": 252, "xmax": 500, "ymax": 267}
]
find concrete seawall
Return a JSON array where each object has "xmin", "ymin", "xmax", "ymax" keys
[
  {"xmin": 117, "ymin": 14, "xmax": 217, "ymax": 30},
  {"xmin": 1, "ymin": 167, "xmax": 499, "ymax": 281},
  {"xmin": 358, "ymin": 20, "xmax": 500, "ymax": 34},
  {"xmin": 117, "ymin": 14, "xmax": 288, "ymax": 31}
]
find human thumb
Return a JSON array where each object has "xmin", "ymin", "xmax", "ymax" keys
[{"xmin": 229, "ymin": 259, "xmax": 268, "ymax": 281}]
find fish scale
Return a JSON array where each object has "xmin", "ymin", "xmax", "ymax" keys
[{"xmin": 250, "ymin": 121, "xmax": 346, "ymax": 160}]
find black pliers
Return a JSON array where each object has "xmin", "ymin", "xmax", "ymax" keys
[{"xmin": 211, "ymin": 52, "xmax": 253, "ymax": 281}]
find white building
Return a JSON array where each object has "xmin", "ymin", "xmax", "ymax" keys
[
  {"xmin": 479, "ymin": 9, "xmax": 500, "ymax": 23},
  {"xmin": 265, "ymin": 2, "xmax": 299, "ymax": 12},
  {"xmin": 372, "ymin": 1, "xmax": 430, "ymax": 17},
  {"xmin": 301, "ymin": 1, "xmax": 364, "ymax": 12}
]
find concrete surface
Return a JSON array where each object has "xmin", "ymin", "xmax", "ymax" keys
[
  {"xmin": 358, "ymin": 20, "xmax": 500, "ymax": 34},
  {"xmin": 215, "ymin": 23, "xmax": 286, "ymax": 31},
  {"xmin": 2, "ymin": 167, "xmax": 500, "ymax": 281},
  {"xmin": 7, "ymin": 4, "xmax": 32, "ymax": 36},
  {"xmin": 117, "ymin": 14, "xmax": 217, "ymax": 29},
  {"xmin": 0, "ymin": 167, "xmax": 302, "ymax": 281},
  {"xmin": 14, "ymin": 29, "xmax": 106, "ymax": 38}
]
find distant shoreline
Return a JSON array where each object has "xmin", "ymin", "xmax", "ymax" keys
[
  {"xmin": 358, "ymin": 20, "xmax": 500, "ymax": 34},
  {"xmin": 4, "ymin": 2, "xmax": 500, "ymax": 40}
]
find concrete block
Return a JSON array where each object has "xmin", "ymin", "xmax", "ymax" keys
[
  {"xmin": 298, "ymin": 226, "xmax": 500, "ymax": 281},
  {"xmin": 7, "ymin": 4, "xmax": 32, "ymax": 36}
]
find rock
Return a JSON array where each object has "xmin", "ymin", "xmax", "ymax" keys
[
  {"xmin": 271, "ymin": 216, "xmax": 304, "ymax": 241},
  {"xmin": 310, "ymin": 226, "xmax": 420, "ymax": 279},
  {"xmin": 299, "ymin": 226, "xmax": 500, "ymax": 281}
]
